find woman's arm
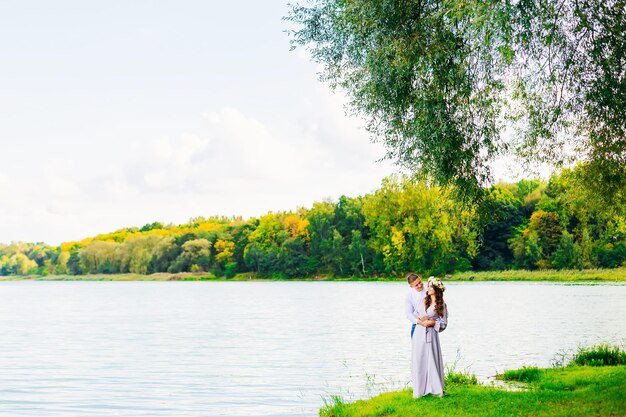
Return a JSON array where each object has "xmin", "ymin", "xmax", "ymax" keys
[{"xmin": 417, "ymin": 317, "xmax": 436, "ymax": 327}]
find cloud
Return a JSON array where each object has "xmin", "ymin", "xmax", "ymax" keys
[
  {"xmin": 0, "ymin": 173, "xmax": 8, "ymax": 197},
  {"xmin": 118, "ymin": 106, "xmax": 360, "ymax": 199},
  {"xmin": 202, "ymin": 107, "xmax": 331, "ymax": 182},
  {"xmin": 49, "ymin": 176, "xmax": 80, "ymax": 197},
  {"xmin": 0, "ymin": 103, "xmax": 396, "ymax": 245}
]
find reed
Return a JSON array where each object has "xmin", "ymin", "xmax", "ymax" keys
[
  {"xmin": 500, "ymin": 366, "xmax": 542, "ymax": 383},
  {"xmin": 570, "ymin": 343, "xmax": 626, "ymax": 367}
]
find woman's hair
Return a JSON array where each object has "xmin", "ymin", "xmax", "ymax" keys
[
  {"xmin": 424, "ymin": 285, "xmax": 445, "ymax": 318},
  {"xmin": 406, "ymin": 272, "xmax": 421, "ymax": 284}
]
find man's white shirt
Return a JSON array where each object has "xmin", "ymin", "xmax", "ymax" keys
[{"xmin": 405, "ymin": 287, "xmax": 428, "ymax": 324}]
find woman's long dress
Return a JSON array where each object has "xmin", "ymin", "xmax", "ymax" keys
[{"xmin": 411, "ymin": 303, "xmax": 448, "ymax": 398}]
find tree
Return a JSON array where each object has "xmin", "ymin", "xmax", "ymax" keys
[
  {"xmin": 281, "ymin": 236, "xmax": 310, "ymax": 277},
  {"xmin": 148, "ymin": 236, "xmax": 177, "ymax": 273},
  {"xmin": 510, "ymin": 229, "xmax": 544, "ymax": 270},
  {"xmin": 6, "ymin": 253, "xmax": 37, "ymax": 275},
  {"xmin": 54, "ymin": 251, "xmax": 70, "ymax": 274},
  {"xmin": 120, "ymin": 235, "xmax": 164, "ymax": 274},
  {"xmin": 306, "ymin": 202, "xmax": 337, "ymax": 273},
  {"xmin": 0, "ymin": 255, "xmax": 9, "ymax": 275},
  {"xmin": 553, "ymin": 231, "xmax": 581, "ymax": 269},
  {"xmin": 473, "ymin": 185, "xmax": 524, "ymax": 270},
  {"xmin": 78, "ymin": 240, "xmax": 119, "ymax": 274},
  {"xmin": 528, "ymin": 211, "xmax": 563, "ymax": 259},
  {"xmin": 214, "ymin": 238, "xmax": 236, "ymax": 274},
  {"xmin": 362, "ymin": 175, "xmax": 476, "ymax": 274},
  {"xmin": 286, "ymin": 0, "xmax": 626, "ymax": 202},
  {"xmin": 173, "ymin": 238, "xmax": 212, "ymax": 272},
  {"xmin": 231, "ymin": 220, "xmax": 256, "ymax": 272},
  {"xmin": 67, "ymin": 251, "xmax": 83, "ymax": 275},
  {"xmin": 347, "ymin": 230, "xmax": 369, "ymax": 276},
  {"xmin": 139, "ymin": 221, "xmax": 164, "ymax": 232}
]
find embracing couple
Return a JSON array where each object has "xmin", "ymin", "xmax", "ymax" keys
[{"xmin": 405, "ymin": 273, "xmax": 448, "ymax": 398}]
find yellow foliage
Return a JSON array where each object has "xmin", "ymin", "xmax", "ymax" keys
[
  {"xmin": 390, "ymin": 226, "xmax": 405, "ymax": 251},
  {"xmin": 283, "ymin": 214, "xmax": 310, "ymax": 239},
  {"xmin": 197, "ymin": 222, "xmax": 222, "ymax": 233},
  {"xmin": 78, "ymin": 237, "xmax": 94, "ymax": 247},
  {"xmin": 215, "ymin": 239, "xmax": 235, "ymax": 264},
  {"xmin": 60, "ymin": 241, "xmax": 80, "ymax": 252}
]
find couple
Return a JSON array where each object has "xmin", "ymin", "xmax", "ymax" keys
[{"xmin": 405, "ymin": 273, "xmax": 448, "ymax": 398}]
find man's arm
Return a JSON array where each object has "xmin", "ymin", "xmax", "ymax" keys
[{"xmin": 405, "ymin": 292, "xmax": 418, "ymax": 324}]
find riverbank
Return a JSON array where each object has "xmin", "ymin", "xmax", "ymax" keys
[
  {"xmin": 320, "ymin": 364, "xmax": 626, "ymax": 417},
  {"xmin": 450, "ymin": 268, "xmax": 626, "ymax": 281},
  {"xmin": 2, "ymin": 268, "xmax": 626, "ymax": 281}
]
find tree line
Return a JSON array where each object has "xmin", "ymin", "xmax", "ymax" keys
[{"xmin": 2, "ymin": 165, "xmax": 625, "ymax": 278}]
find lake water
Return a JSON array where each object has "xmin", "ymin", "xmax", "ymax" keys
[{"xmin": 0, "ymin": 281, "xmax": 625, "ymax": 416}]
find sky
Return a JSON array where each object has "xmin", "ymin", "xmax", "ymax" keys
[{"xmin": 0, "ymin": 1, "xmax": 535, "ymax": 246}]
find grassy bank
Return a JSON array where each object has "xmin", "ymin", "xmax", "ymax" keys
[
  {"xmin": 320, "ymin": 365, "xmax": 626, "ymax": 417},
  {"xmin": 450, "ymin": 268, "xmax": 626, "ymax": 281},
  {"xmin": 0, "ymin": 272, "xmax": 232, "ymax": 281},
  {"xmin": 2, "ymin": 268, "xmax": 626, "ymax": 281},
  {"xmin": 321, "ymin": 344, "xmax": 626, "ymax": 417}
]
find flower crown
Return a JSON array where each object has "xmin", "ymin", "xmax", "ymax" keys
[{"xmin": 428, "ymin": 276, "xmax": 446, "ymax": 292}]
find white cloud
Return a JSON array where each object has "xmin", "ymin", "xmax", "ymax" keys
[
  {"xmin": 0, "ymin": 173, "xmax": 8, "ymax": 198},
  {"xmin": 203, "ymin": 107, "xmax": 332, "ymax": 182},
  {"xmin": 1, "ymin": 102, "xmax": 396, "ymax": 246},
  {"xmin": 73, "ymin": 104, "xmax": 395, "ymax": 233},
  {"xmin": 49, "ymin": 176, "xmax": 80, "ymax": 197}
]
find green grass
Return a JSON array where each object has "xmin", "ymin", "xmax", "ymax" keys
[
  {"xmin": 320, "ymin": 365, "xmax": 626, "ymax": 417},
  {"xmin": 0, "ymin": 272, "xmax": 220, "ymax": 281},
  {"xmin": 570, "ymin": 343, "xmax": 626, "ymax": 367},
  {"xmin": 500, "ymin": 366, "xmax": 543, "ymax": 383},
  {"xmin": 2, "ymin": 267, "xmax": 626, "ymax": 281},
  {"xmin": 451, "ymin": 267, "xmax": 626, "ymax": 281},
  {"xmin": 445, "ymin": 370, "xmax": 479, "ymax": 386}
]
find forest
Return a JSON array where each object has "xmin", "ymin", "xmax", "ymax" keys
[{"xmin": 1, "ymin": 165, "xmax": 625, "ymax": 278}]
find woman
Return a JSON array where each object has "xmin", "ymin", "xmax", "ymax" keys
[{"xmin": 411, "ymin": 277, "xmax": 448, "ymax": 398}]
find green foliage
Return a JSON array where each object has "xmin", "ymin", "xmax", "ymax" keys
[
  {"xmin": 286, "ymin": 0, "xmax": 512, "ymax": 201},
  {"xmin": 2, "ymin": 168, "xmax": 626, "ymax": 278},
  {"xmin": 553, "ymin": 232, "xmax": 581, "ymax": 269},
  {"xmin": 286, "ymin": 0, "xmax": 626, "ymax": 205},
  {"xmin": 224, "ymin": 262, "xmax": 237, "ymax": 279},
  {"xmin": 362, "ymin": 176, "xmax": 477, "ymax": 275},
  {"xmin": 570, "ymin": 344, "xmax": 626, "ymax": 367},
  {"xmin": 473, "ymin": 186, "xmax": 523, "ymax": 270}
]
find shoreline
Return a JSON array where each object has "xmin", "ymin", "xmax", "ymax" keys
[{"xmin": 1, "ymin": 268, "xmax": 626, "ymax": 282}]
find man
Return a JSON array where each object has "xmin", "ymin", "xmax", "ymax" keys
[{"xmin": 405, "ymin": 273, "xmax": 428, "ymax": 338}]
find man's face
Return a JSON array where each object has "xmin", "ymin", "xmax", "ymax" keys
[{"xmin": 410, "ymin": 279, "xmax": 423, "ymax": 292}]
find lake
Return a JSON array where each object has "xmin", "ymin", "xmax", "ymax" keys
[{"xmin": 0, "ymin": 281, "xmax": 624, "ymax": 416}]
